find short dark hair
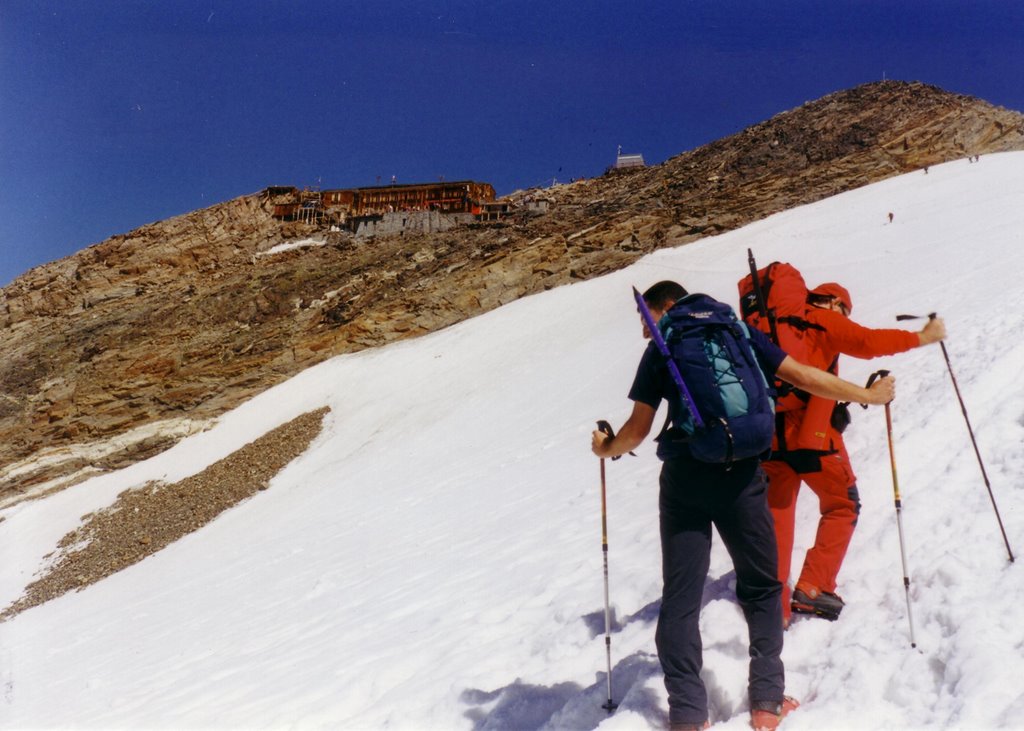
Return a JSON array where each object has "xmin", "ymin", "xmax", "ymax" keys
[{"xmin": 643, "ymin": 280, "xmax": 688, "ymax": 309}]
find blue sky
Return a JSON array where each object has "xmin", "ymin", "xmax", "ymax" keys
[{"xmin": 1, "ymin": 0, "xmax": 1022, "ymax": 286}]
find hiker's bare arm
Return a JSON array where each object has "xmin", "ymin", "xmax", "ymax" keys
[
  {"xmin": 777, "ymin": 356, "xmax": 895, "ymax": 405},
  {"xmin": 592, "ymin": 401, "xmax": 656, "ymax": 458}
]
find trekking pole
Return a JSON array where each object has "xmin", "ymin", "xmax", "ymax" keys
[
  {"xmin": 869, "ymin": 369, "xmax": 917, "ymax": 648},
  {"xmin": 595, "ymin": 420, "xmax": 619, "ymax": 713},
  {"xmin": 896, "ymin": 313, "xmax": 1015, "ymax": 562}
]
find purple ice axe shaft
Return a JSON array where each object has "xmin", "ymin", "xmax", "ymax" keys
[{"xmin": 632, "ymin": 287, "xmax": 704, "ymax": 429}]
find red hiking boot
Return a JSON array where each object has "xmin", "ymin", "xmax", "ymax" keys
[
  {"xmin": 791, "ymin": 583, "xmax": 844, "ymax": 621},
  {"xmin": 750, "ymin": 696, "xmax": 799, "ymax": 730}
]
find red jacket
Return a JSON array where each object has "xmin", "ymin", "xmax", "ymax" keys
[{"xmin": 779, "ymin": 308, "xmax": 919, "ymax": 452}]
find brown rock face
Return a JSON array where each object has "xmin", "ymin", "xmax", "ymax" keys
[{"xmin": 2, "ymin": 80, "xmax": 1023, "ymax": 503}]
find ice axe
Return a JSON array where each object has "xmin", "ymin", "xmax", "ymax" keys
[{"xmin": 896, "ymin": 313, "xmax": 1014, "ymax": 562}]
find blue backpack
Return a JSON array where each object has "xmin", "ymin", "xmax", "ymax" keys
[{"xmin": 655, "ymin": 294, "xmax": 777, "ymax": 464}]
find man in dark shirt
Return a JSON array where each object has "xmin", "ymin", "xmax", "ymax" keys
[{"xmin": 591, "ymin": 281, "xmax": 894, "ymax": 731}]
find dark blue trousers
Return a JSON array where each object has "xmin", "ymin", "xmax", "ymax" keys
[{"xmin": 656, "ymin": 457, "xmax": 784, "ymax": 725}]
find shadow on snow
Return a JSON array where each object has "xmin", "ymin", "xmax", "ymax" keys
[
  {"xmin": 581, "ymin": 570, "xmax": 737, "ymax": 638},
  {"xmin": 460, "ymin": 571, "xmax": 739, "ymax": 729},
  {"xmin": 460, "ymin": 652, "xmax": 664, "ymax": 731}
]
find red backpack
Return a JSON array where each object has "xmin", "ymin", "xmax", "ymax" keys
[
  {"xmin": 738, "ymin": 251, "xmax": 838, "ymax": 452},
  {"xmin": 737, "ymin": 257, "xmax": 823, "ymax": 411}
]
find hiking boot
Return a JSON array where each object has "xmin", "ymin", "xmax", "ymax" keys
[
  {"xmin": 750, "ymin": 696, "xmax": 799, "ymax": 730},
  {"xmin": 791, "ymin": 585, "xmax": 844, "ymax": 620}
]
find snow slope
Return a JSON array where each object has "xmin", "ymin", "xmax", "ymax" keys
[{"xmin": 1, "ymin": 153, "xmax": 1023, "ymax": 730}]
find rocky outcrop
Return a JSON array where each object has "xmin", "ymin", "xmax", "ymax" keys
[
  {"xmin": 1, "ymin": 407, "xmax": 330, "ymax": 619},
  {"xmin": 2, "ymin": 81, "xmax": 1023, "ymax": 504}
]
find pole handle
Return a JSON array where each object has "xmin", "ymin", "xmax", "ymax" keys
[
  {"xmin": 596, "ymin": 420, "xmax": 635, "ymax": 460},
  {"xmin": 866, "ymin": 369, "xmax": 891, "ymax": 387},
  {"xmin": 862, "ymin": 369, "xmax": 891, "ymax": 409}
]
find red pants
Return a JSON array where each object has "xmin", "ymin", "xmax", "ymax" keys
[{"xmin": 764, "ymin": 449, "xmax": 860, "ymax": 620}]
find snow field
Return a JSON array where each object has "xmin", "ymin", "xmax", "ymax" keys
[{"xmin": 1, "ymin": 152, "xmax": 1022, "ymax": 729}]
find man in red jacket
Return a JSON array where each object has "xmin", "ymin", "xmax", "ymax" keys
[{"xmin": 765, "ymin": 282, "xmax": 946, "ymax": 624}]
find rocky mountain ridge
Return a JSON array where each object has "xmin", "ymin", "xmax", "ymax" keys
[{"xmin": 3, "ymin": 80, "xmax": 1023, "ymax": 505}]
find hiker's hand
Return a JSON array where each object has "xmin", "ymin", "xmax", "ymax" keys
[
  {"xmin": 919, "ymin": 317, "xmax": 946, "ymax": 345},
  {"xmin": 592, "ymin": 429, "xmax": 613, "ymax": 457},
  {"xmin": 866, "ymin": 375, "xmax": 896, "ymax": 404}
]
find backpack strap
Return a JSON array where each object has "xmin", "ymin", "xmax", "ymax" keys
[
  {"xmin": 774, "ymin": 411, "xmax": 788, "ymax": 452},
  {"xmin": 776, "ymin": 315, "xmax": 827, "ymax": 333}
]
